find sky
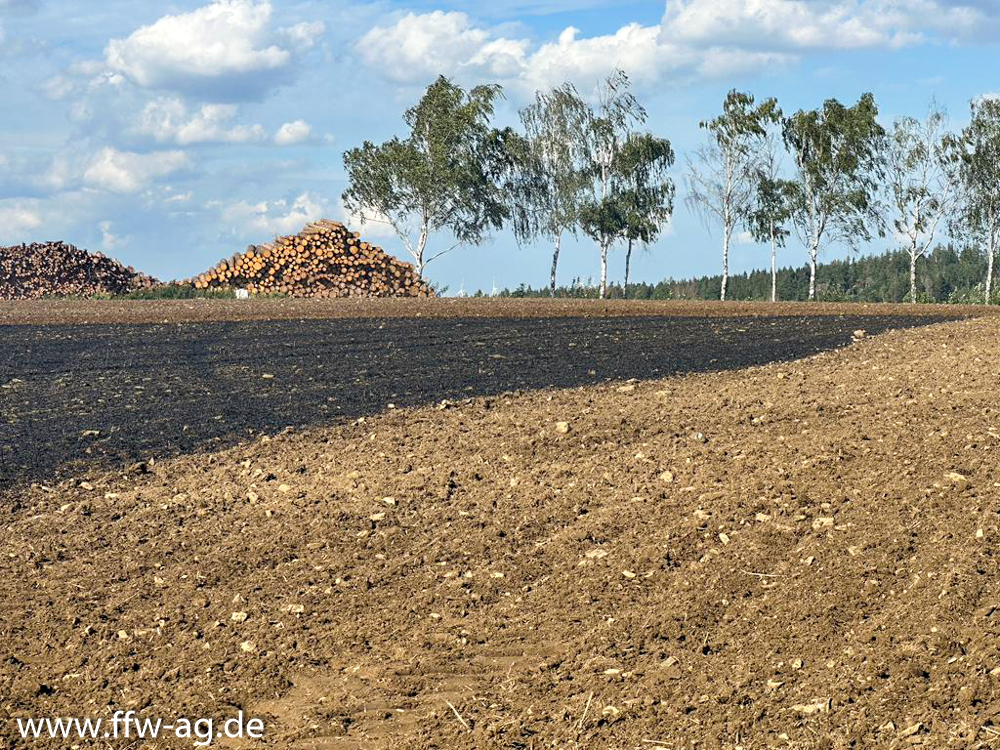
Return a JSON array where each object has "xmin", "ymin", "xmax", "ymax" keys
[{"xmin": 2, "ymin": 0, "xmax": 999, "ymax": 294}]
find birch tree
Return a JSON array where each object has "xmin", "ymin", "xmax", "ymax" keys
[
  {"xmin": 578, "ymin": 70, "xmax": 647, "ymax": 299},
  {"xmin": 783, "ymin": 93, "xmax": 886, "ymax": 301},
  {"xmin": 342, "ymin": 76, "xmax": 514, "ymax": 277},
  {"xmin": 616, "ymin": 133, "xmax": 676, "ymax": 296},
  {"xmin": 945, "ymin": 97, "xmax": 1000, "ymax": 304},
  {"xmin": 511, "ymin": 83, "xmax": 590, "ymax": 296},
  {"xmin": 685, "ymin": 91, "xmax": 780, "ymax": 301},
  {"xmin": 746, "ymin": 132, "xmax": 791, "ymax": 302},
  {"xmin": 885, "ymin": 104, "xmax": 953, "ymax": 303}
]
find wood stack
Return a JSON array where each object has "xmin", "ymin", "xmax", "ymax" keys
[
  {"xmin": 0, "ymin": 241, "xmax": 158, "ymax": 300},
  {"xmin": 191, "ymin": 220, "xmax": 433, "ymax": 298}
]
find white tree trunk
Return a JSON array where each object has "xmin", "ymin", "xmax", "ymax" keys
[
  {"xmin": 986, "ymin": 233, "xmax": 996, "ymax": 305},
  {"xmin": 910, "ymin": 245, "xmax": 919, "ymax": 304},
  {"xmin": 623, "ymin": 238, "xmax": 633, "ymax": 299},
  {"xmin": 599, "ymin": 241, "xmax": 610, "ymax": 299},
  {"xmin": 720, "ymin": 226, "xmax": 731, "ymax": 302},
  {"xmin": 549, "ymin": 234, "xmax": 562, "ymax": 297},
  {"xmin": 808, "ymin": 241, "xmax": 819, "ymax": 302},
  {"xmin": 414, "ymin": 223, "xmax": 429, "ymax": 278},
  {"xmin": 770, "ymin": 223, "xmax": 777, "ymax": 303}
]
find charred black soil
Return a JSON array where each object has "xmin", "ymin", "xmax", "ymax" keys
[{"xmin": 1, "ymin": 313, "xmax": 956, "ymax": 493}]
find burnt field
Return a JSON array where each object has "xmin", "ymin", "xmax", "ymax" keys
[
  {"xmin": 0, "ymin": 309, "xmax": 963, "ymax": 494},
  {"xmin": 2, "ymin": 311, "xmax": 999, "ymax": 749}
]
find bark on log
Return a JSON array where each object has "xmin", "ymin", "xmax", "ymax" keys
[{"xmin": 192, "ymin": 220, "xmax": 434, "ymax": 298}]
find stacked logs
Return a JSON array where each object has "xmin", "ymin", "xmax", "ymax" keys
[
  {"xmin": 191, "ymin": 220, "xmax": 433, "ymax": 298},
  {"xmin": 0, "ymin": 241, "xmax": 158, "ymax": 300}
]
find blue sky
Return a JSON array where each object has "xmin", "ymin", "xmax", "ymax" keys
[{"xmin": 2, "ymin": 0, "xmax": 999, "ymax": 293}]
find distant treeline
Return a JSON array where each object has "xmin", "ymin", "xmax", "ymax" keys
[{"xmin": 491, "ymin": 245, "xmax": 995, "ymax": 304}]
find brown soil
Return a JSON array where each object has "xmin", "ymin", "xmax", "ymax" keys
[
  {"xmin": 3, "ymin": 316, "xmax": 999, "ymax": 749},
  {"xmin": 1, "ymin": 297, "xmax": 993, "ymax": 326}
]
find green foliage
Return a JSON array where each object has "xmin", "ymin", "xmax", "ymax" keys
[
  {"xmin": 944, "ymin": 97, "xmax": 1000, "ymax": 303},
  {"xmin": 782, "ymin": 93, "xmax": 887, "ymax": 298},
  {"xmin": 685, "ymin": 90, "xmax": 782, "ymax": 300},
  {"xmin": 884, "ymin": 104, "xmax": 954, "ymax": 302},
  {"xmin": 342, "ymin": 76, "xmax": 515, "ymax": 274},
  {"xmin": 493, "ymin": 244, "xmax": 997, "ymax": 303},
  {"xmin": 511, "ymin": 83, "xmax": 590, "ymax": 245},
  {"xmin": 118, "ymin": 284, "xmax": 237, "ymax": 300},
  {"xmin": 576, "ymin": 70, "xmax": 674, "ymax": 298}
]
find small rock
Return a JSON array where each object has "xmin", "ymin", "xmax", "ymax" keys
[
  {"xmin": 262, "ymin": 373, "xmax": 274, "ymax": 379},
  {"xmin": 944, "ymin": 471, "xmax": 970, "ymax": 491},
  {"xmin": 792, "ymin": 698, "xmax": 830, "ymax": 715},
  {"xmin": 370, "ymin": 512, "xmax": 386, "ymax": 522},
  {"xmin": 616, "ymin": 384, "xmax": 636, "ymax": 394},
  {"xmin": 812, "ymin": 517, "xmax": 835, "ymax": 530},
  {"xmin": 554, "ymin": 421, "xmax": 571, "ymax": 434},
  {"xmin": 621, "ymin": 570, "xmax": 637, "ymax": 579},
  {"xmin": 755, "ymin": 513, "xmax": 772, "ymax": 522},
  {"xmin": 231, "ymin": 612, "xmax": 248, "ymax": 623},
  {"xmin": 659, "ymin": 470, "xmax": 674, "ymax": 483},
  {"xmin": 240, "ymin": 641, "xmax": 256, "ymax": 652},
  {"xmin": 719, "ymin": 533, "xmax": 730, "ymax": 546},
  {"xmin": 277, "ymin": 484, "xmax": 292, "ymax": 494},
  {"xmin": 79, "ymin": 481, "xmax": 94, "ymax": 491}
]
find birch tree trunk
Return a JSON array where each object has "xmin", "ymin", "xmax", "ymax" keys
[
  {"xmin": 720, "ymin": 225, "xmax": 731, "ymax": 302},
  {"xmin": 808, "ymin": 240, "xmax": 819, "ymax": 301},
  {"xmin": 770, "ymin": 222, "xmax": 777, "ymax": 303},
  {"xmin": 599, "ymin": 241, "xmax": 610, "ymax": 299},
  {"xmin": 414, "ymin": 223, "xmax": 429, "ymax": 278},
  {"xmin": 623, "ymin": 238, "xmax": 633, "ymax": 299},
  {"xmin": 910, "ymin": 244, "xmax": 919, "ymax": 304},
  {"xmin": 986, "ymin": 232, "xmax": 996, "ymax": 305},
  {"xmin": 549, "ymin": 234, "xmax": 562, "ymax": 297}
]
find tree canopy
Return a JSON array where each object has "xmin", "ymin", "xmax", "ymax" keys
[{"xmin": 342, "ymin": 76, "xmax": 516, "ymax": 275}]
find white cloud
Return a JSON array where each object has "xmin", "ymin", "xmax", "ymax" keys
[
  {"xmin": 356, "ymin": 9, "xmax": 780, "ymax": 90},
  {"xmin": 104, "ymin": 0, "xmax": 298, "ymax": 99},
  {"xmin": 164, "ymin": 190, "xmax": 194, "ymax": 204},
  {"xmin": 136, "ymin": 97, "xmax": 266, "ymax": 145},
  {"xmin": 280, "ymin": 20, "xmax": 325, "ymax": 50},
  {"xmin": 98, "ymin": 220, "xmax": 125, "ymax": 250},
  {"xmin": 662, "ymin": 0, "xmax": 913, "ymax": 51},
  {"xmin": 83, "ymin": 148, "xmax": 190, "ymax": 194},
  {"xmin": 338, "ymin": 199, "xmax": 398, "ymax": 241},
  {"xmin": 358, "ymin": 11, "xmax": 523, "ymax": 84},
  {"xmin": 220, "ymin": 192, "xmax": 329, "ymax": 237},
  {"xmin": 0, "ymin": 201, "xmax": 42, "ymax": 243},
  {"xmin": 274, "ymin": 119, "xmax": 311, "ymax": 145},
  {"xmin": 357, "ymin": 3, "xmax": 1000, "ymax": 91}
]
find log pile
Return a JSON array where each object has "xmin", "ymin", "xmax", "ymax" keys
[
  {"xmin": 0, "ymin": 241, "xmax": 158, "ymax": 300},
  {"xmin": 191, "ymin": 220, "xmax": 433, "ymax": 298}
]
